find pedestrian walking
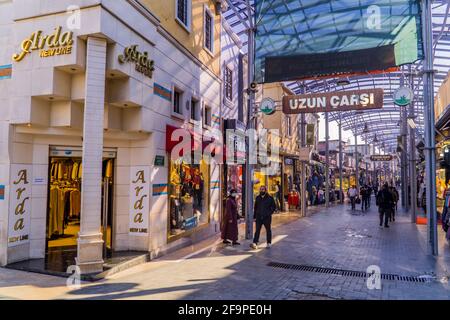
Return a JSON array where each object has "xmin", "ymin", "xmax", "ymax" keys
[
  {"xmin": 360, "ymin": 185, "xmax": 368, "ymax": 212},
  {"xmin": 348, "ymin": 185, "xmax": 357, "ymax": 211},
  {"xmin": 376, "ymin": 183, "xmax": 394, "ymax": 228},
  {"xmin": 367, "ymin": 184, "xmax": 372, "ymax": 208},
  {"xmin": 221, "ymin": 189, "xmax": 240, "ymax": 246},
  {"xmin": 392, "ymin": 186, "xmax": 399, "ymax": 221},
  {"xmin": 274, "ymin": 180, "xmax": 282, "ymax": 212},
  {"xmin": 251, "ymin": 186, "xmax": 276, "ymax": 249}
]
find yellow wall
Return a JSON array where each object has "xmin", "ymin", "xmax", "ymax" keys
[
  {"xmin": 435, "ymin": 76, "xmax": 450, "ymax": 122},
  {"xmin": 260, "ymin": 83, "xmax": 300, "ymax": 156},
  {"xmin": 140, "ymin": 0, "xmax": 221, "ymax": 77}
]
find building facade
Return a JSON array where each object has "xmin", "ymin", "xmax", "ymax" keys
[{"xmin": 0, "ymin": 0, "xmax": 226, "ymax": 274}]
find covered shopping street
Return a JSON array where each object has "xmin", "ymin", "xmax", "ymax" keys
[{"xmin": 223, "ymin": 0, "xmax": 450, "ymax": 255}]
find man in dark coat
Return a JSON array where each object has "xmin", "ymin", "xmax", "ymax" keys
[
  {"xmin": 222, "ymin": 189, "xmax": 240, "ymax": 245},
  {"xmin": 377, "ymin": 183, "xmax": 394, "ymax": 228},
  {"xmin": 251, "ymin": 186, "xmax": 276, "ymax": 249}
]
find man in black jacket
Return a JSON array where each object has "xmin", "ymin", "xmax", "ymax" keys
[
  {"xmin": 377, "ymin": 183, "xmax": 394, "ymax": 228},
  {"xmin": 251, "ymin": 186, "xmax": 276, "ymax": 249}
]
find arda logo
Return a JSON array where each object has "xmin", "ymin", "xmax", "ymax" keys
[
  {"xmin": 118, "ymin": 45, "xmax": 155, "ymax": 78},
  {"xmin": 13, "ymin": 26, "xmax": 74, "ymax": 62}
]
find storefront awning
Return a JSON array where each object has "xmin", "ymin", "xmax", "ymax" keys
[{"xmin": 165, "ymin": 125, "xmax": 215, "ymax": 156}]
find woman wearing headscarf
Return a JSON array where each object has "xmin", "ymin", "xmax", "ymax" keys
[{"xmin": 221, "ymin": 189, "xmax": 240, "ymax": 245}]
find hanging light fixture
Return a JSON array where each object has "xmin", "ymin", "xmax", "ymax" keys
[
  {"xmin": 362, "ymin": 123, "xmax": 369, "ymax": 134},
  {"xmin": 336, "ymin": 77, "xmax": 350, "ymax": 86},
  {"xmin": 373, "ymin": 134, "xmax": 379, "ymax": 143}
]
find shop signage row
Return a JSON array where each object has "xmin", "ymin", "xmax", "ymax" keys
[
  {"xmin": 8, "ymin": 165, "xmax": 32, "ymax": 247},
  {"xmin": 282, "ymin": 89, "xmax": 384, "ymax": 114},
  {"xmin": 370, "ymin": 155, "xmax": 393, "ymax": 161},
  {"xmin": 118, "ymin": 45, "xmax": 155, "ymax": 79},
  {"xmin": 129, "ymin": 167, "xmax": 150, "ymax": 236},
  {"xmin": 13, "ymin": 26, "xmax": 74, "ymax": 62}
]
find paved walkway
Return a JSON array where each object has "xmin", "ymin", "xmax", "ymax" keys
[{"xmin": 1, "ymin": 203, "xmax": 450, "ymax": 300}]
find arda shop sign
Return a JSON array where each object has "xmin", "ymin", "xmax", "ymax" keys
[
  {"xmin": 282, "ymin": 89, "xmax": 384, "ymax": 114},
  {"xmin": 119, "ymin": 45, "xmax": 155, "ymax": 78},
  {"xmin": 13, "ymin": 26, "xmax": 74, "ymax": 62}
]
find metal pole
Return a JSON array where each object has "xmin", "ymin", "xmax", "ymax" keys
[
  {"xmin": 365, "ymin": 134, "xmax": 368, "ymax": 185},
  {"xmin": 299, "ymin": 84, "xmax": 307, "ymax": 217},
  {"xmin": 325, "ymin": 111, "xmax": 330, "ymax": 207},
  {"xmin": 400, "ymin": 75, "xmax": 408, "ymax": 210},
  {"xmin": 339, "ymin": 113, "xmax": 344, "ymax": 204},
  {"xmin": 244, "ymin": 26, "xmax": 255, "ymax": 240},
  {"xmin": 355, "ymin": 117, "xmax": 359, "ymax": 192},
  {"xmin": 422, "ymin": 0, "xmax": 438, "ymax": 255},
  {"xmin": 301, "ymin": 113, "xmax": 307, "ymax": 217},
  {"xmin": 409, "ymin": 68, "xmax": 418, "ymax": 223}
]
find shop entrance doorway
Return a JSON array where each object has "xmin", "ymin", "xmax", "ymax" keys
[{"xmin": 45, "ymin": 146, "xmax": 116, "ymax": 272}]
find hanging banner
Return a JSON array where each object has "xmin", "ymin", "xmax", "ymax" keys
[
  {"xmin": 283, "ymin": 89, "xmax": 384, "ymax": 114},
  {"xmin": 8, "ymin": 165, "xmax": 32, "ymax": 247},
  {"xmin": 129, "ymin": 167, "xmax": 150, "ymax": 236},
  {"xmin": 255, "ymin": 0, "xmax": 423, "ymax": 83},
  {"xmin": 306, "ymin": 124, "xmax": 315, "ymax": 146}
]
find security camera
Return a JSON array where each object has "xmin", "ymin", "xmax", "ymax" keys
[{"xmin": 249, "ymin": 82, "xmax": 258, "ymax": 92}]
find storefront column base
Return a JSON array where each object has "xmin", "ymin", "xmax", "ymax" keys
[{"xmin": 76, "ymin": 233, "xmax": 104, "ymax": 274}]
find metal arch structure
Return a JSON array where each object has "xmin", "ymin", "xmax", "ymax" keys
[{"xmin": 224, "ymin": 0, "xmax": 450, "ymax": 153}]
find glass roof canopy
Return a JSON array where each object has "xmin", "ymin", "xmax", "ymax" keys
[{"xmin": 224, "ymin": 0, "xmax": 450, "ymax": 153}]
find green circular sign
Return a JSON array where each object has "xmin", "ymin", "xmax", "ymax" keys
[
  {"xmin": 260, "ymin": 98, "xmax": 276, "ymax": 115},
  {"xmin": 393, "ymin": 86, "xmax": 413, "ymax": 106}
]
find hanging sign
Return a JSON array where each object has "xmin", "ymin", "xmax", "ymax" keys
[
  {"xmin": 260, "ymin": 98, "xmax": 276, "ymax": 115},
  {"xmin": 299, "ymin": 147, "xmax": 310, "ymax": 161},
  {"xmin": 370, "ymin": 155, "xmax": 393, "ymax": 161},
  {"xmin": 129, "ymin": 167, "xmax": 150, "ymax": 236},
  {"xmin": 8, "ymin": 165, "xmax": 32, "ymax": 247},
  {"xmin": 13, "ymin": 26, "xmax": 74, "ymax": 62},
  {"xmin": 306, "ymin": 124, "xmax": 315, "ymax": 146},
  {"xmin": 393, "ymin": 86, "xmax": 413, "ymax": 106},
  {"xmin": 119, "ymin": 45, "xmax": 155, "ymax": 78},
  {"xmin": 0, "ymin": 185, "xmax": 5, "ymax": 200},
  {"xmin": 154, "ymin": 155, "xmax": 165, "ymax": 167},
  {"xmin": 282, "ymin": 89, "xmax": 384, "ymax": 114}
]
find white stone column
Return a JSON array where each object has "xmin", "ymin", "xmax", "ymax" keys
[{"xmin": 76, "ymin": 37, "xmax": 107, "ymax": 274}]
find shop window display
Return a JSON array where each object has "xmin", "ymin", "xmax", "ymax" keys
[
  {"xmin": 253, "ymin": 169, "xmax": 267, "ymax": 199},
  {"xmin": 169, "ymin": 160, "xmax": 210, "ymax": 237},
  {"xmin": 226, "ymin": 165, "xmax": 243, "ymax": 216}
]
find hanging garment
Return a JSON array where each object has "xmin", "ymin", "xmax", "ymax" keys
[
  {"xmin": 48, "ymin": 187, "xmax": 60, "ymax": 238},
  {"xmin": 78, "ymin": 163, "xmax": 82, "ymax": 179},
  {"xmin": 56, "ymin": 188, "xmax": 66, "ymax": 235},
  {"xmin": 57, "ymin": 163, "xmax": 66, "ymax": 180},
  {"xmin": 70, "ymin": 189, "xmax": 81, "ymax": 218},
  {"xmin": 67, "ymin": 163, "xmax": 73, "ymax": 180},
  {"xmin": 105, "ymin": 160, "xmax": 113, "ymax": 178},
  {"xmin": 72, "ymin": 162, "xmax": 79, "ymax": 180}
]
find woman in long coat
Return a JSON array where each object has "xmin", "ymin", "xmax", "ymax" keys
[{"xmin": 221, "ymin": 189, "xmax": 240, "ymax": 245}]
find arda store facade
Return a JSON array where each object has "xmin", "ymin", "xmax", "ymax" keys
[{"xmin": 0, "ymin": 0, "xmax": 223, "ymax": 274}]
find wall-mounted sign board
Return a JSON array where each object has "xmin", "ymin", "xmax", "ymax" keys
[{"xmin": 282, "ymin": 89, "xmax": 384, "ymax": 114}]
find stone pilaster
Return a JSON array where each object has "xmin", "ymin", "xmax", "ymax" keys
[{"xmin": 76, "ymin": 37, "xmax": 107, "ymax": 274}]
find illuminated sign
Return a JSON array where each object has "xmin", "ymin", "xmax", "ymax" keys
[
  {"xmin": 13, "ymin": 26, "xmax": 74, "ymax": 62},
  {"xmin": 119, "ymin": 45, "xmax": 155, "ymax": 78}
]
